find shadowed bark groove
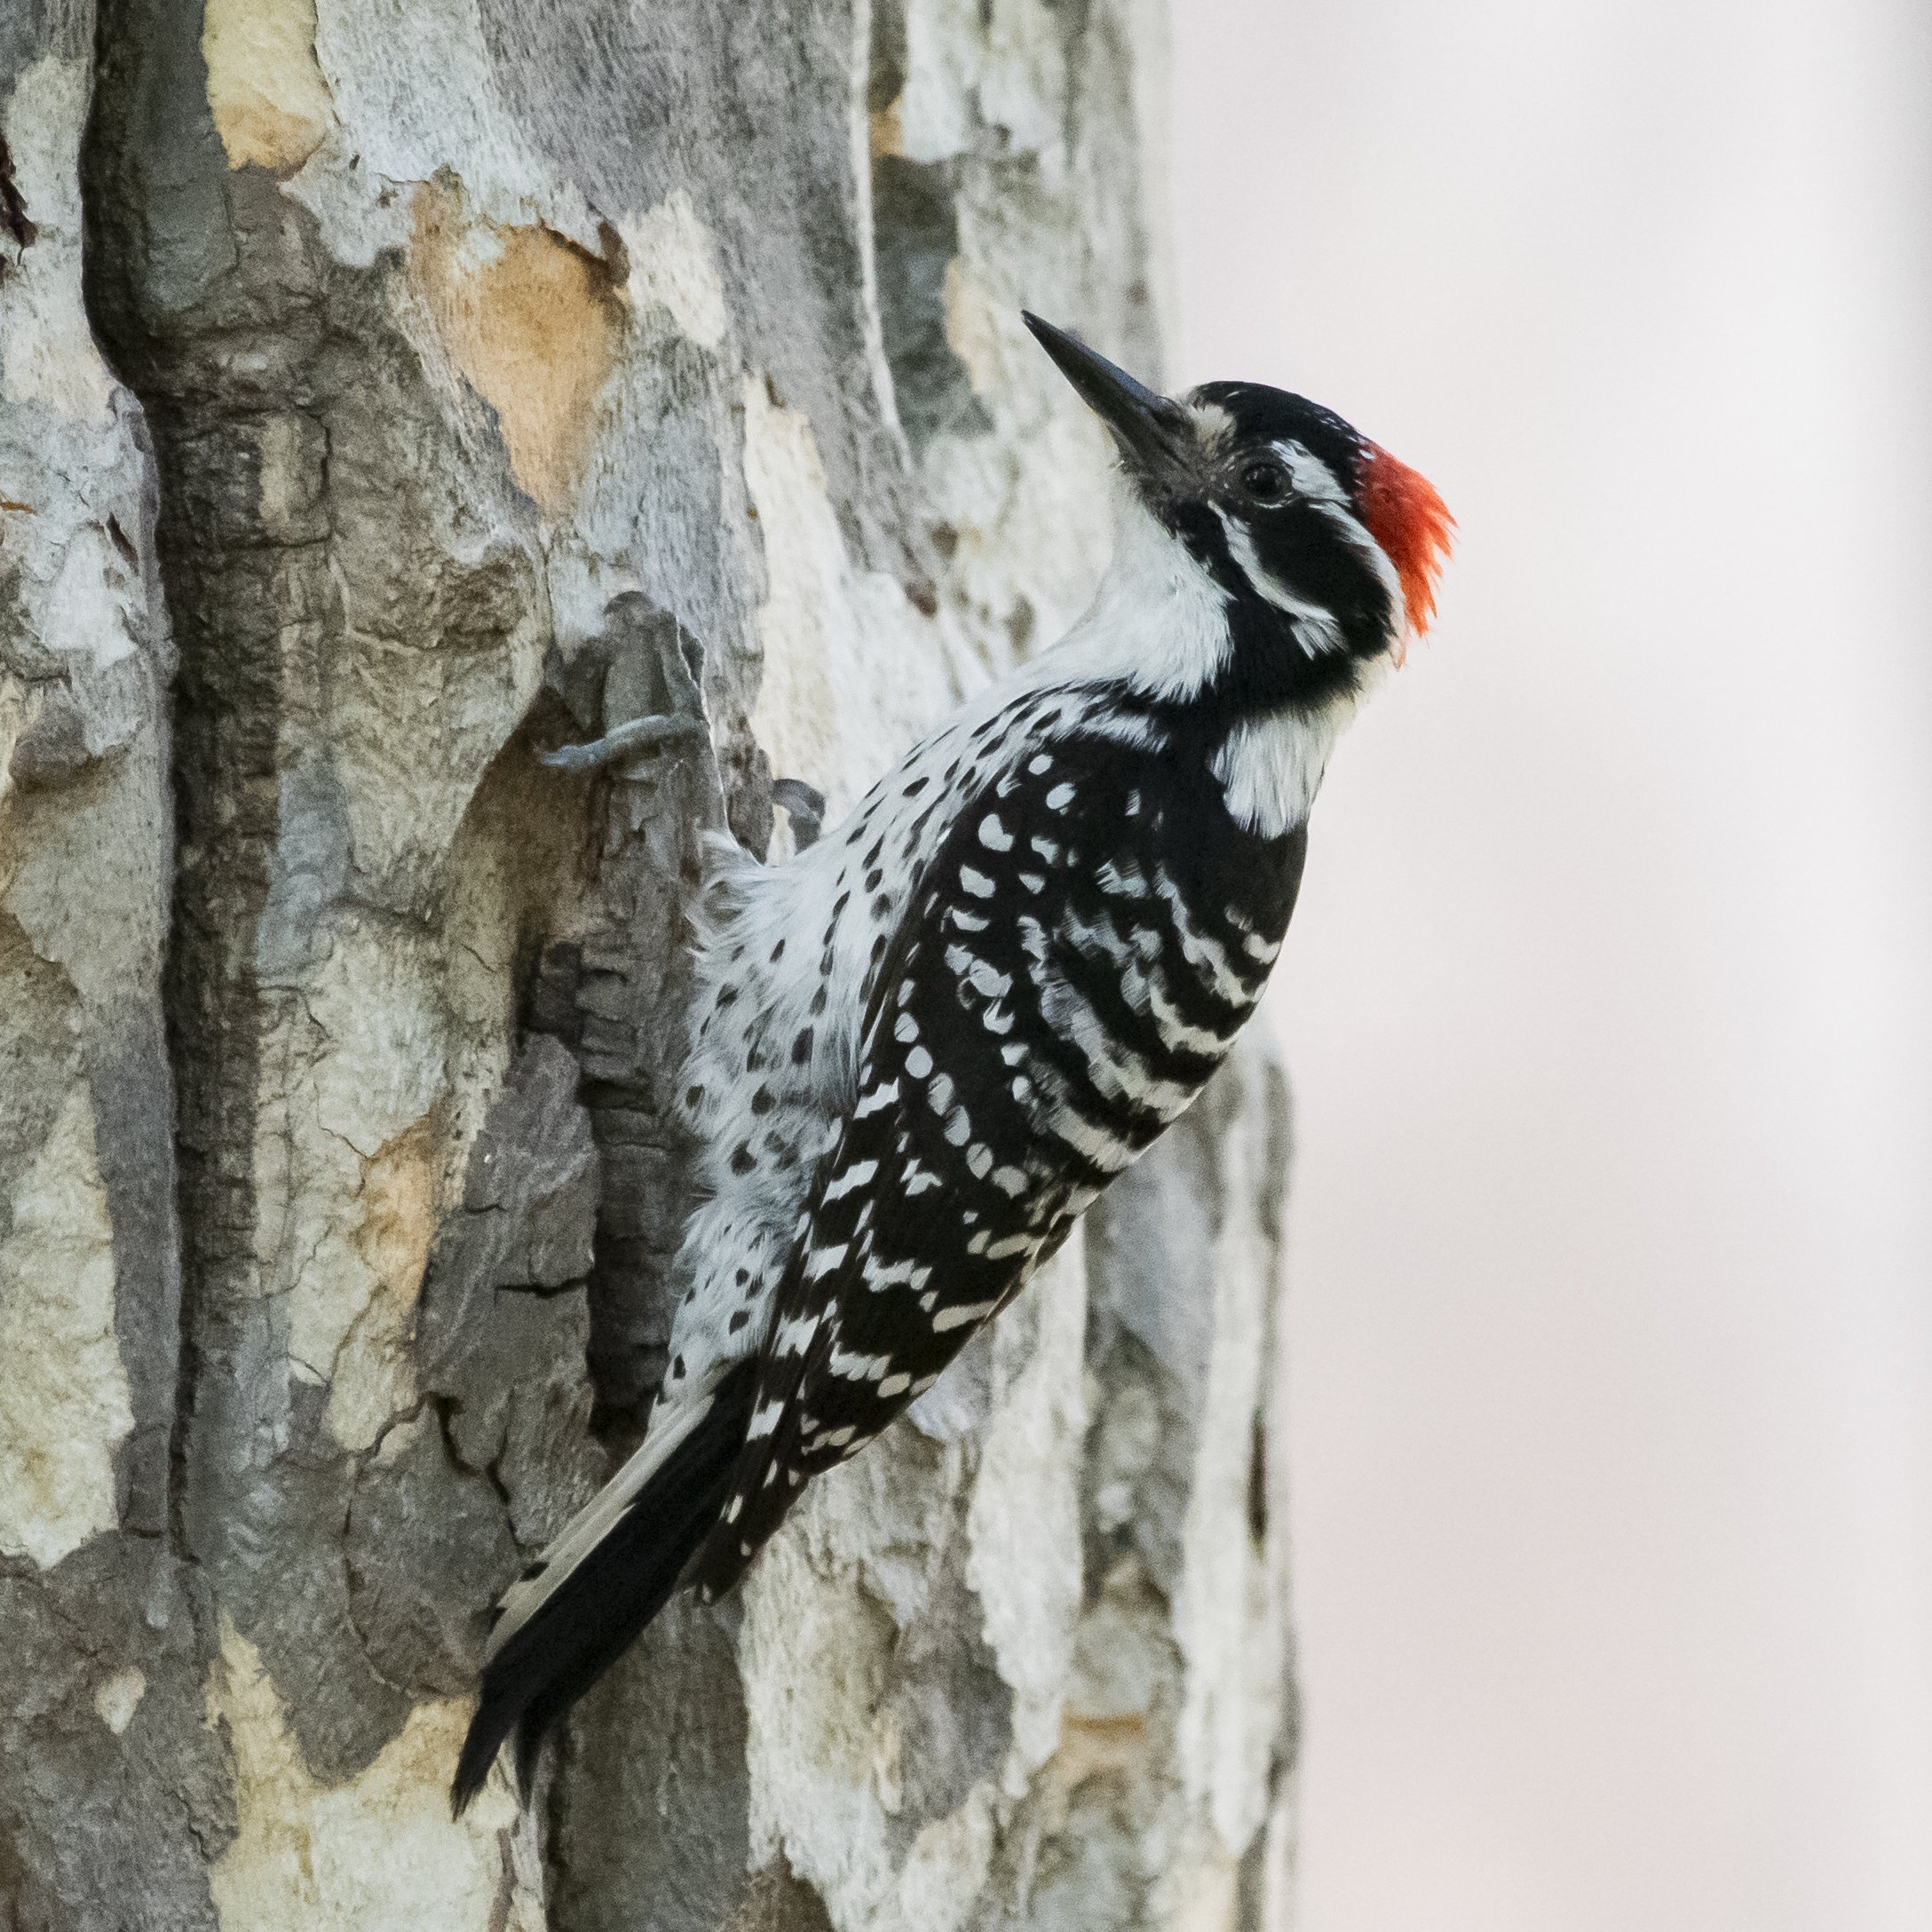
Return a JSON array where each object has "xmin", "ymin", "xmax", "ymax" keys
[{"xmin": 0, "ymin": 1, "xmax": 1297, "ymax": 1925}]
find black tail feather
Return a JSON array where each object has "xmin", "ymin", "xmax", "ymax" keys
[{"xmin": 450, "ymin": 1360, "xmax": 757, "ymax": 1814}]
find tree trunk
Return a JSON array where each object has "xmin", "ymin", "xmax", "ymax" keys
[{"xmin": 0, "ymin": 2, "xmax": 1296, "ymax": 1925}]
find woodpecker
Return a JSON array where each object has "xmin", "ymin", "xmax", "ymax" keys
[{"xmin": 451, "ymin": 313, "xmax": 1453, "ymax": 1811}]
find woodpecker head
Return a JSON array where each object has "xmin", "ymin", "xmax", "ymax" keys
[{"xmin": 1024, "ymin": 313, "xmax": 1453, "ymax": 715}]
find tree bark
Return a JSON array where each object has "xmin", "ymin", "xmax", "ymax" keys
[{"xmin": 0, "ymin": 2, "xmax": 1296, "ymax": 1925}]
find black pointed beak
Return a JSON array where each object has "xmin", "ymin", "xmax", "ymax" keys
[{"xmin": 1022, "ymin": 313, "xmax": 1194, "ymax": 491}]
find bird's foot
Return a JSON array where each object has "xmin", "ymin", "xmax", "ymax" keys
[{"xmin": 540, "ymin": 712, "xmax": 709, "ymax": 772}]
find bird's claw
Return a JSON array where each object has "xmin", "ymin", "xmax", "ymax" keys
[{"xmin": 541, "ymin": 713, "xmax": 709, "ymax": 772}]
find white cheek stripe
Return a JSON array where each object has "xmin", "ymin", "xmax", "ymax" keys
[
  {"xmin": 1271, "ymin": 439, "xmax": 1350, "ymax": 505},
  {"xmin": 1270, "ymin": 439, "xmax": 1410, "ymax": 633},
  {"xmin": 1211, "ymin": 507, "xmax": 1346, "ymax": 659},
  {"xmin": 1241, "ymin": 438, "xmax": 1412, "ymax": 640}
]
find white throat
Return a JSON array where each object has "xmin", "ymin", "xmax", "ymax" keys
[{"xmin": 1020, "ymin": 484, "xmax": 1232, "ymax": 702}]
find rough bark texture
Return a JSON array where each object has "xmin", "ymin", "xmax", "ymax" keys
[{"xmin": 0, "ymin": 2, "xmax": 1296, "ymax": 1925}]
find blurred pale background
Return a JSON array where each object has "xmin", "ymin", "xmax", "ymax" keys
[{"xmin": 1169, "ymin": 3, "xmax": 1932, "ymax": 1927}]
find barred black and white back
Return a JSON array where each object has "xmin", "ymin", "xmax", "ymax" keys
[{"xmin": 452, "ymin": 314, "xmax": 1452, "ymax": 1811}]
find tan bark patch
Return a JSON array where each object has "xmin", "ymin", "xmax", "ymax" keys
[
  {"xmin": 327, "ymin": 1109, "xmax": 439, "ymax": 1452},
  {"xmin": 411, "ymin": 180, "xmax": 624, "ymax": 516},
  {"xmin": 869, "ymin": 98, "xmax": 906, "ymax": 157},
  {"xmin": 1053, "ymin": 1710, "xmax": 1149, "ymax": 1792},
  {"xmin": 202, "ymin": 0, "xmax": 335, "ymax": 175},
  {"xmin": 356, "ymin": 1110, "xmax": 439, "ymax": 1302}
]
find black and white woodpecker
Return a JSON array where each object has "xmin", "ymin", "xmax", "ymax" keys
[{"xmin": 451, "ymin": 313, "xmax": 1453, "ymax": 1811}]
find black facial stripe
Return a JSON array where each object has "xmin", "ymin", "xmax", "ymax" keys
[
  {"xmin": 1160, "ymin": 500, "xmax": 1386, "ymax": 717},
  {"xmin": 1182, "ymin": 479, "xmax": 1390, "ymax": 635},
  {"xmin": 1238, "ymin": 501, "xmax": 1394, "ymax": 633}
]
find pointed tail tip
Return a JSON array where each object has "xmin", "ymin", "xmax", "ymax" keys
[
  {"xmin": 449, "ymin": 1703, "xmax": 513, "ymax": 1819},
  {"xmin": 447, "ymin": 1694, "xmax": 553, "ymax": 1819},
  {"xmin": 448, "ymin": 1758, "xmax": 488, "ymax": 1821},
  {"xmin": 443, "ymin": 1360, "xmax": 764, "ymax": 1823}
]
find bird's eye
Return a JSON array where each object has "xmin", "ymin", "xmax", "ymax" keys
[{"xmin": 1240, "ymin": 460, "xmax": 1290, "ymax": 503}]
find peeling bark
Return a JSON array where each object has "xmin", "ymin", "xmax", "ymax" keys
[{"xmin": 1, "ymin": 1, "xmax": 1295, "ymax": 1925}]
